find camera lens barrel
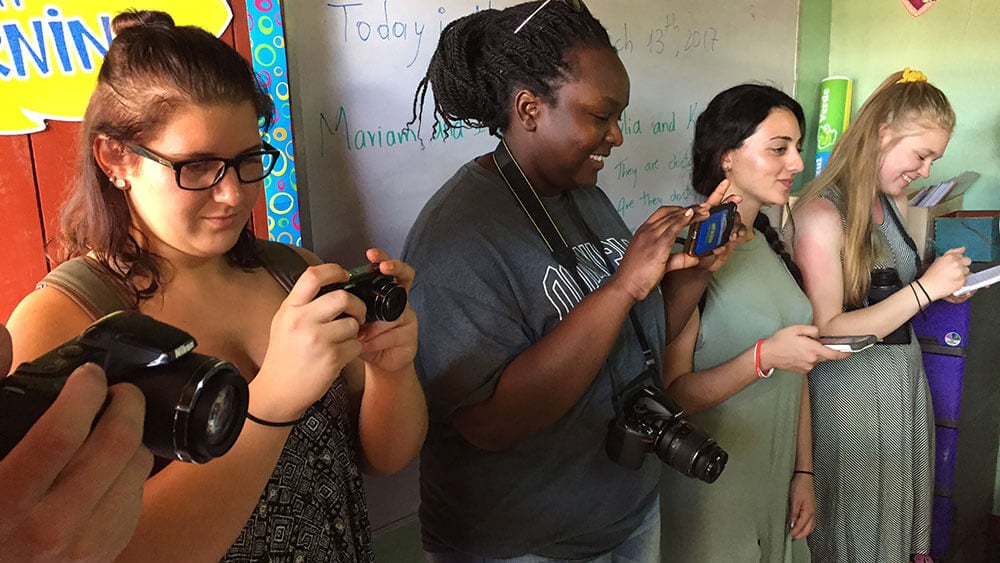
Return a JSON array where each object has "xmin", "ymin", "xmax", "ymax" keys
[
  {"xmin": 132, "ymin": 353, "xmax": 248, "ymax": 463},
  {"xmin": 355, "ymin": 277, "xmax": 407, "ymax": 322},
  {"xmin": 654, "ymin": 421, "xmax": 728, "ymax": 484}
]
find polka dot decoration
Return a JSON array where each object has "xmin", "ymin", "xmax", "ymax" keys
[{"xmin": 247, "ymin": 0, "xmax": 301, "ymax": 246}]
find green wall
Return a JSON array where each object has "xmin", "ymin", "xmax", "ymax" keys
[
  {"xmin": 827, "ymin": 0, "xmax": 1000, "ymax": 210},
  {"xmin": 793, "ymin": 0, "xmax": 832, "ymax": 191}
]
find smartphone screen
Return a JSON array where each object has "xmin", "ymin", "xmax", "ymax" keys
[
  {"xmin": 685, "ymin": 202, "xmax": 737, "ymax": 257},
  {"xmin": 818, "ymin": 335, "xmax": 877, "ymax": 352}
]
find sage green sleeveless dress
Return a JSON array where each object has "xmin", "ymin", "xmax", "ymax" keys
[
  {"xmin": 807, "ymin": 191, "xmax": 934, "ymax": 562},
  {"xmin": 660, "ymin": 231, "xmax": 812, "ymax": 562}
]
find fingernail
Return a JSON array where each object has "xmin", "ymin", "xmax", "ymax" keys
[{"xmin": 685, "ymin": 208, "xmax": 694, "ymax": 216}]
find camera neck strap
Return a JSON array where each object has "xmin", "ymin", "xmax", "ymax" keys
[
  {"xmin": 491, "ymin": 139, "xmax": 659, "ymax": 410},
  {"xmin": 880, "ymin": 193, "xmax": 923, "ymax": 275}
]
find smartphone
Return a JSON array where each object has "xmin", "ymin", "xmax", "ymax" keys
[
  {"xmin": 684, "ymin": 202, "xmax": 737, "ymax": 257},
  {"xmin": 818, "ymin": 335, "xmax": 877, "ymax": 352}
]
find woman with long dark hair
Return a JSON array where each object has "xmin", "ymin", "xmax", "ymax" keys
[{"xmin": 660, "ymin": 84, "xmax": 847, "ymax": 562}]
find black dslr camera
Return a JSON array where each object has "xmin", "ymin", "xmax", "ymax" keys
[
  {"xmin": 318, "ymin": 262, "xmax": 407, "ymax": 322},
  {"xmin": 0, "ymin": 311, "xmax": 249, "ymax": 463},
  {"xmin": 606, "ymin": 385, "xmax": 728, "ymax": 483}
]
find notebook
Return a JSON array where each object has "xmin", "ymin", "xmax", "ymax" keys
[{"xmin": 954, "ymin": 263, "xmax": 1000, "ymax": 296}]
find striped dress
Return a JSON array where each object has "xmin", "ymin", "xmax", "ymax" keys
[{"xmin": 807, "ymin": 190, "xmax": 934, "ymax": 562}]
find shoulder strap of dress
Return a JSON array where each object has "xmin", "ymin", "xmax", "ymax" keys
[
  {"xmin": 37, "ymin": 257, "xmax": 132, "ymax": 320},
  {"xmin": 38, "ymin": 242, "xmax": 310, "ymax": 319},
  {"xmin": 254, "ymin": 239, "xmax": 310, "ymax": 294}
]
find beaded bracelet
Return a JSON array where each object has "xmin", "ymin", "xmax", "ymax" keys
[
  {"xmin": 754, "ymin": 339, "xmax": 774, "ymax": 379},
  {"xmin": 246, "ymin": 412, "xmax": 304, "ymax": 428}
]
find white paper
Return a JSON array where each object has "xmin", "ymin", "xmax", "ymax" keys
[{"xmin": 954, "ymin": 263, "xmax": 1000, "ymax": 296}]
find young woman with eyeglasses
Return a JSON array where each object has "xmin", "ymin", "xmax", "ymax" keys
[
  {"xmin": 5, "ymin": 10, "xmax": 426, "ymax": 561},
  {"xmin": 404, "ymin": 1, "xmax": 735, "ymax": 561}
]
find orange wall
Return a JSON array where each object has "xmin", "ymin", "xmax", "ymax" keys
[{"xmin": 0, "ymin": 1, "xmax": 266, "ymax": 322}]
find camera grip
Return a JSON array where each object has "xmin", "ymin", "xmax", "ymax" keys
[{"xmin": 0, "ymin": 383, "xmax": 63, "ymax": 459}]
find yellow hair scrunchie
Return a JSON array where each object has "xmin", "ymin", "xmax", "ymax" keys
[{"xmin": 898, "ymin": 67, "xmax": 928, "ymax": 84}]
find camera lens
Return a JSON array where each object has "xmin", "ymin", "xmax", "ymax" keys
[
  {"xmin": 655, "ymin": 419, "xmax": 728, "ymax": 484},
  {"xmin": 132, "ymin": 353, "xmax": 248, "ymax": 463},
  {"xmin": 204, "ymin": 385, "xmax": 237, "ymax": 447},
  {"xmin": 362, "ymin": 277, "xmax": 407, "ymax": 322}
]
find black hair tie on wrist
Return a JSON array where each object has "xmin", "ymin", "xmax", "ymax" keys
[
  {"xmin": 793, "ymin": 469, "xmax": 814, "ymax": 476},
  {"xmin": 246, "ymin": 412, "xmax": 303, "ymax": 427}
]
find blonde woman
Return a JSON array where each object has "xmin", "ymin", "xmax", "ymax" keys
[{"xmin": 791, "ymin": 68, "xmax": 970, "ymax": 563}]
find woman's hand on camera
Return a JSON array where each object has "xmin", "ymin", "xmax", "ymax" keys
[
  {"xmin": 357, "ymin": 248, "xmax": 418, "ymax": 376},
  {"xmin": 611, "ymin": 205, "xmax": 698, "ymax": 301},
  {"xmin": 687, "ymin": 180, "xmax": 745, "ymax": 273},
  {"xmin": 256, "ymin": 264, "xmax": 367, "ymax": 420},
  {"xmin": 919, "ymin": 247, "xmax": 970, "ymax": 301},
  {"xmin": 692, "ymin": 222, "xmax": 743, "ymax": 274},
  {"xmin": 758, "ymin": 325, "xmax": 849, "ymax": 374}
]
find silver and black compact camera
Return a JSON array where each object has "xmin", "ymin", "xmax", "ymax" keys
[{"xmin": 0, "ymin": 311, "xmax": 248, "ymax": 463}]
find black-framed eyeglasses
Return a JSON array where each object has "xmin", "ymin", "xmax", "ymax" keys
[
  {"xmin": 127, "ymin": 141, "xmax": 280, "ymax": 191},
  {"xmin": 513, "ymin": 0, "xmax": 585, "ymax": 34}
]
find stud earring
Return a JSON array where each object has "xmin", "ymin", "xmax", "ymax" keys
[
  {"xmin": 722, "ymin": 165, "xmax": 732, "ymax": 173},
  {"xmin": 110, "ymin": 176, "xmax": 128, "ymax": 189}
]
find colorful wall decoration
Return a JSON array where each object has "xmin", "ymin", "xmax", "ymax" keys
[
  {"xmin": 0, "ymin": 0, "xmax": 232, "ymax": 135},
  {"xmin": 245, "ymin": 0, "xmax": 300, "ymax": 245}
]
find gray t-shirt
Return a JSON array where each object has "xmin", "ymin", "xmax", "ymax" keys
[{"xmin": 402, "ymin": 160, "xmax": 666, "ymax": 559}]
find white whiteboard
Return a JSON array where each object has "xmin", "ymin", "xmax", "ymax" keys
[
  {"xmin": 283, "ymin": 0, "xmax": 800, "ymax": 529},
  {"xmin": 285, "ymin": 0, "xmax": 799, "ymax": 261}
]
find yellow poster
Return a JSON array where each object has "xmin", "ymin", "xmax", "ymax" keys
[{"xmin": 0, "ymin": 0, "xmax": 232, "ymax": 135}]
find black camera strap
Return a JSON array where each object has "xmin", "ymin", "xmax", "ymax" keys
[
  {"xmin": 491, "ymin": 139, "xmax": 658, "ymax": 414},
  {"xmin": 881, "ymin": 193, "xmax": 923, "ymax": 275}
]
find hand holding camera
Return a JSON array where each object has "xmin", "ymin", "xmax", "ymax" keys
[
  {"xmin": 0, "ymin": 311, "xmax": 248, "ymax": 463},
  {"xmin": 683, "ymin": 202, "xmax": 738, "ymax": 257},
  {"xmin": 0, "ymin": 363, "xmax": 153, "ymax": 562},
  {"xmin": 348, "ymin": 250, "xmax": 418, "ymax": 377},
  {"xmin": 612, "ymin": 205, "xmax": 700, "ymax": 302},
  {"xmin": 255, "ymin": 251, "xmax": 414, "ymax": 420}
]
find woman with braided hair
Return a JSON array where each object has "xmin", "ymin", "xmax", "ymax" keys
[
  {"xmin": 659, "ymin": 84, "xmax": 848, "ymax": 562},
  {"xmin": 791, "ymin": 69, "xmax": 970, "ymax": 563},
  {"xmin": 403, "ymin": 1, "xmax": 735, "ymax": 561}
]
